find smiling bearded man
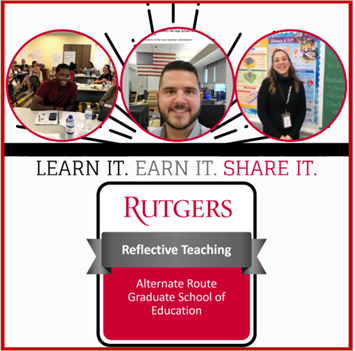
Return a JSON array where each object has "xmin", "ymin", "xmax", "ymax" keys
[{"xmin": 149, "ymin": 60, "xmax": 210, "ymax": 140}]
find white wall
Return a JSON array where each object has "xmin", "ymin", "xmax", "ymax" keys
[
  {"xmin": 123, "ymin": 65, "xmax": 130, "ymax": 103},
  {"xmin": 226, "ymin": 60, "xmax": 232, "ymax": 105},
  {"xmin": 15, "ymin": 33, "xmax": 103, "ymax": 69},
  {"xmin": 129, "ymin": 67, "xmax": 147, "ymax": 92},
  {"xmin": 147, "ymin": 76, "xmax": 160, "ymax": 90},
  {"xmin": 197, "ymin": 67, "xmax": 205, "ymax": 84},
  {"xmin": 215, "ymin": 59, "xmax": 227, "ymax": 83}
]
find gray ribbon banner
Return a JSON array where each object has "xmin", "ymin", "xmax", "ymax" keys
[{"xmin": 87, "ymin": 232, "xmax": 266, "ymax": 275}]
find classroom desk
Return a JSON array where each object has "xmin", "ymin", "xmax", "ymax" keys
[
  {"xmin": 148, "ymin": 101, "xmax": 159, "ymax": 112},
  {"xmin": 134, "ymin": 101, "xmax": 159, "ymax": 112},
  {"xmin": 76, "ymin": 74, "xmax": 99, "ymax": 77},
  {"xmin": 13, "ymin": 107, "xmax": 101, "ymax": 140},
  {"xmin": 75, "ymin": 75, "xmax": 99, "ymax": 83},
  {"xmin": 76, "ymin": 84, "xmax": 109, "ymax": 102}
]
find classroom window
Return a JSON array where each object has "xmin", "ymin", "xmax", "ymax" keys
[
  {"xmin": 215, "ymin": 83, "xmax": 226, "ymax": 91},
  {"xmin": 214, "ymin": 65, "xmax": 216, "ymax": 83},
  {"xmin": 204, "ymin": 68, "xmax": 208, "ymax": 83}
]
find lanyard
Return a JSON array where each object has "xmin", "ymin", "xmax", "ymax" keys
[
  {"xmin": 285, "ymin": 85, "xmax": 292, "ymax": 106},
  {"xmin": 277, "ymin": 82, "xmax": 292, "ymax": 112}
]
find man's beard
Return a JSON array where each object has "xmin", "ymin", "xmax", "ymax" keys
[{"xmin": 158, "ymin": 103, "xmax": 201, "ymax": 130}]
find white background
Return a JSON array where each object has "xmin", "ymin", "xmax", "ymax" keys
[
  {"xmin": 100, "ymin": 184, "xmax": 253, "ymax": 232},
  {"xmin": 3, "ymin": 1, "xmax": 350, "ymax": 348}
]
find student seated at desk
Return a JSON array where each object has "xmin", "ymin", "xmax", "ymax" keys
[
  {"xmin": 8, "ymin": 69, "xmax": 17, "ymax": 87},
  {"xmin": 18, "ymin": 60, "xmax": 40, "ymax": 91},
  {"xmin": 81, "ymin": 61, "xmax": 97, "ymax": 74},
  {"xmin": 90, "ymin": 76, "xmax": 117, "ymax": 113},
  {"xmin": 30, "ymin": 63, "xmax": 78, "ymax": 111},
  {"xmin": 91, "ymin": 64, "xmax": 111, "ymax": 84},
  {"xmin": 18, "ymin": 59, "xmax": 29, "ymax": 84},
  {"xmin": 69, "ymin": 62, "xmax": 76, "ymax": 81},
  {"xmin": 99, "ymin": 76, "xmax": 117, "ymax": 106},
  {"xmin": 18, "ymin": 59, "xmax": 29, "ymax": 74},
  {"xmin": 8, "ymin": 70, "xmax": 18, "ymax": 99}
]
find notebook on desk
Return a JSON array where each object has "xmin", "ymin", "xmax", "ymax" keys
[{"xmin": 34, "ymin": 111, "xmax": 59, "ymax": 125}]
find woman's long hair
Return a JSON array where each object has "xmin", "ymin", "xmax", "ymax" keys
[
  {"xmin": 104, "ymin": 64, "xmax": 111, "ymax": 74},
  {"xmin": 268, "ymin": 49, "xmax": 300, "ymax": 94}
]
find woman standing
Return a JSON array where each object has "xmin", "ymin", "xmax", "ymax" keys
[{"xmin": 257, "ymin": 49, "xmax": 306, "ymax": 140}]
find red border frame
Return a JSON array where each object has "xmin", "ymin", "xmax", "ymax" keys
[
  {"xmin": 1, "ymin": 1, "xmax": 352, "ymax": 350},
  {"xmin": 234, "ymin": 29, "xmax": 348, "ymax": 142}
]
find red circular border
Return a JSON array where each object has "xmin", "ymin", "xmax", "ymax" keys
[
  {"xmin": 234, "ymin": 29, "xmax": 348, "ymax": 142},
  {"xmin": 120, "ymin": 26, "xmax": 235, "ymax": 142},
  {"xmin": 6, "ymin": 29, "xmax": 119, "ymax": 143}
]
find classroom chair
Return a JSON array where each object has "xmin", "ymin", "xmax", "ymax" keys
[
  {"xmin": 49, "ymin": 67, "xmax": 56, "ymax": 80},
  {"xmin": 28, "ymin": 76, "xmax": 41, "ymax": 93},
  {"xmin": 8, "ymin": 75, "xmax": 19, "ymax": 106}
]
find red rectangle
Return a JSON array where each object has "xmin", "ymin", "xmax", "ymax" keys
[{"xmin": 103, "ymin": 268, "xmax": 250, "ymax": 340}]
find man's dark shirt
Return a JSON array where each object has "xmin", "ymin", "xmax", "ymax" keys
[{"xmin": 35, "ymin": 79, "xmax": 78, "ymax": 107}]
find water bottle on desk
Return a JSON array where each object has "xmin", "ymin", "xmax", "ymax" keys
[
  {"xmin": 87, "ymin": 78, "xmax": 91, "ymax": 86},
  {"xmin": 85, "ymin": 105, "xmax": 93, "ymax": 129},
  {"xmin": 66, "ymin": 115, "xmax": 75, "ymax": 139}
]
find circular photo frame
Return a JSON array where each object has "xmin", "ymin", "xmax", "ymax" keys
[
  {"xmin": 120, "ymin": 27, "xmax": 235, "ymax": 142},
  {"xmin": 235, "ymin": 29, "xmax": 347, "ymax": 142},
  {"xmin": 6, "ymin": 29, "xmax": 118, "ymax": 142}
]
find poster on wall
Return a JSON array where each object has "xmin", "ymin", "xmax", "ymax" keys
[
  {"xmin": 31, "ymin": 49, "xmax": 42, "ymax": 63},
  {"xmin": 94, "ymin": 49, "xmax": 106, "ymax": 72},
  {"xmin": 2, "ymin": 1, "xmax": 351, "ymax": 350},
  {"xmin": 17, "ymin": 49, "xmax": 29, "ymax": 62},
  {"xmin": 51, "ymin": 52, "xmax": 62, "ymax": 67},
  {"xmin": 63, "ymin": 51, "xmax": 75, "ymax": 65},
  {"xmin": 237, "ymin": 38, "xmax": 268, "ymax": 114}
]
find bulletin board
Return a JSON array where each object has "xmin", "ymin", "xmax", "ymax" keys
[
  {"xmin": 322, "ymin": 45, "xmax": 346, "ymax": 129},
  {"xmin": 236, "ymin": 38, "xmax": 268, "ymax": 114}
]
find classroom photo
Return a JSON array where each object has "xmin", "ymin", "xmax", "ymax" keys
[
  {"xmin": 236, "ymin": 30, "xmax": 347, "ymax": 141},
  {"xmin": 121, "ymin": 28, "xmax": 234, "ymax": 141},
  {"xmin": 7, "ymin": 30, "xmax": 117, "ymax": 141}
]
